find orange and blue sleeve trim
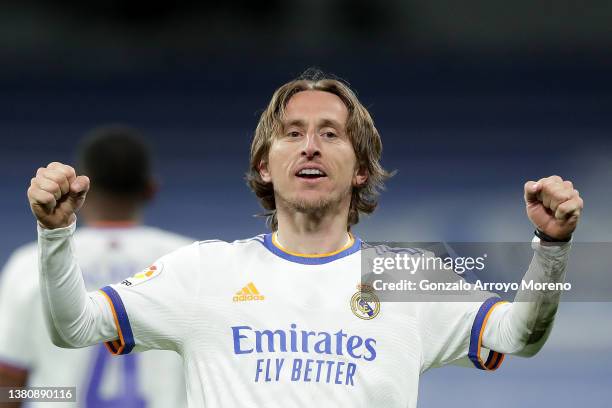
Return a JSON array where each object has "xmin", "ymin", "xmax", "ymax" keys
[
  {"xmin": 468, "ymin": 297, "xmax": 507, "ymax": 371},
  {"xmin": 99, "ymin": 286, "xmax": 135, "ymax": 355}
]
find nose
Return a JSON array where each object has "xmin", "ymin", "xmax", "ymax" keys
[{"xmin": 301, "ymin": 132, "xmax": 321, "ymax": 159}]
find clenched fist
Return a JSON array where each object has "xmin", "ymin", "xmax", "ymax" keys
[
  {"xmin": 28, "ymin": 162, "xmax": 90, "ymax": 229},
  {"xmin": 524, "ymin": 175, "xmax": 583, "ymax": 241}
]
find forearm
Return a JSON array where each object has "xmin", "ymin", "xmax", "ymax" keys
[
  {"xmin": 482, "ymin": 237, "xmax": 571, "ymax": 355},
  {"xmin": 38, "ymin": 222, "xmax": 117, "ymax": 348}
]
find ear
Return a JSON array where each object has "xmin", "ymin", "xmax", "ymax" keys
[
  {"xmin": 353, "ymin": 165, "xmax": 368, "ymax": 187},
  {"xmin": 258, "ymin": 160, "xmax": 272, "ymax": 183}
]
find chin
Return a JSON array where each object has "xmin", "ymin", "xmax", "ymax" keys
[
  {"xmin": 295, "ymin": 195, "xmax": 329, "ymax": 208},
  {"xmin": 293, "ymin": 189, "xmax": 350, "ymax": 213},
  {"xmin": 280, "ymin": 191, "xmax": 329, "ymax": 212}
]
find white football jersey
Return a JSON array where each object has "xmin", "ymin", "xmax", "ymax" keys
[
  {"xmin": 100, "ymin": 232, "xmax": 505, "ymax": 408},
  {"xmin": 0, "ymin": 224, "xmax": 192, "ymax": 408}
]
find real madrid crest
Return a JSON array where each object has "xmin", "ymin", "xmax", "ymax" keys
[{"xmin": 350, "ymin": 284, "xmax": 380, "ymax": 320}]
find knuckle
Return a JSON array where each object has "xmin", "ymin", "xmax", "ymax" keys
[
  {"xmin": 47, "ymin": 170, "xmax": 65, "ymax": 183},
  {"xmin": 59, "ymin": 165, "xmax": 74, "ymax": 177},
  {"xmin": 543, "ymin": 178, "xmax": 560, "ymax": 189},
  {"xmin": 36, "ymin": 178, "xmax": 48, "ymax": 188},
  {"xmin": 43, "ymin": 180, "xmax": 59, "ymax": 192}
]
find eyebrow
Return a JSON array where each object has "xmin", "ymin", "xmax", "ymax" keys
[
  {"xmin": 318, "ymin": 118, "xmax": 343, "ymax": 129},
  {"xmin": 283, "ymin": 119, "xmax": 307, "ymax": 129},
  {"xmin": 282, "ymin": 118, "xmax": 344, "ymax": 129}
]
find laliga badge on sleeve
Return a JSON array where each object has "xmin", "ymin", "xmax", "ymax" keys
[{"xmin": 120, "ymin": 262, "xmax": 163, "ymax": 287}]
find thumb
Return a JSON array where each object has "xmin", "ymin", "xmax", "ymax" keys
[
  {"xmin": 68, "ymin": 175, "xmax": 90, "ymax": 207},
  {"xmin": 524, "ymin": 181, "xmax": 541, "ymax": 205}
]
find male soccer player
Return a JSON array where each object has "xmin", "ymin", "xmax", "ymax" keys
[
  {"xmin": 26, "ymin": 73, "xmax": 583, "ymax": 407},
  {"xmin": 0, "ymin": 126, "xmax": 190, "ymax": 407}
]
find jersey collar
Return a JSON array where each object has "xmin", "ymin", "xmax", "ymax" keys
[{"xmin": 262, "ymin": 232, "xmax": 361, "ymax": 265}]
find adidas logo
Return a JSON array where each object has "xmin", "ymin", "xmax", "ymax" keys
[{"xmin": 233, "ymin": 282, "xmax": 265, "ymax": 302}]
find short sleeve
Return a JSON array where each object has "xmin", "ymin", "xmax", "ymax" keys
[
  {"xmin": 419, "ymin": 297, "xmax": 507, "ymax": 372},
  {"xmin": 98, "ymin": 243, "xmax": 199, "ymax": 355},
  {"xmin": 0, "ymin": 247, "xmax": 38, "ymax": 372}
]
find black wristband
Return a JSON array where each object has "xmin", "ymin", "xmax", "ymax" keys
[{"xmin": 534, "ymin": 229, "xmax": 571, "ymax": 243}]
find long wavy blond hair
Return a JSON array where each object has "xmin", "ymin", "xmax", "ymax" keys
[{"xmin": 246, "ymin": 70, "xmax": 393, "ymax": 231}]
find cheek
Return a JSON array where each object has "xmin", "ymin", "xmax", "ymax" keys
[
  {"xmin": 267, "ymin": 144, "xmax": 293, "ymax": 178},
  {"xmin": 337, "ymin": 149, "xmax": 358, "ymax": 178}
]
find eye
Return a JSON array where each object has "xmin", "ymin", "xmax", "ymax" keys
[
  {"xmin": 287, "ymin": 131, "xmax": 301, "ymax": 138},
  {"xmin": 323, "ymin": 131, "xmax": 337, "ymax": 139}
]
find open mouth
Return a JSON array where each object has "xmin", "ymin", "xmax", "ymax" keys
[{"xmin": 295, "ymin": 168, "xmax": 327, "ymax": 179}]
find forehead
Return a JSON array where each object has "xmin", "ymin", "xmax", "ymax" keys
[{"xmin": 283, "ymin": 90, "xmax": 348, "ymax": 125}]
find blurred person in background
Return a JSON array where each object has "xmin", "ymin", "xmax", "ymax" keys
[{"xmin": 0, "ymin": 126, "xmax": 190, "ymax": 408}]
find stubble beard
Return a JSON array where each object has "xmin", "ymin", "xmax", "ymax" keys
[{"xmin": 275, "ymin": 184, "xmax": 352, "ymax": 219}]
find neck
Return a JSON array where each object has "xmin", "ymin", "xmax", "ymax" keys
[
  {"xmin": 274, "ymin": 198, "xmax": 351, "ymax": 255},
  {"xmin": 81, "ymin": 192, "xmax": 143, "ymax": 226}
]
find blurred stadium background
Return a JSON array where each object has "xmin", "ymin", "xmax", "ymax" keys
[{"xmin": 1, "ymin": 1, "xmax": 611, "ymax": 406}]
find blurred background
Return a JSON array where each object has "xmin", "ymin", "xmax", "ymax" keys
[{"xmin": 1, "ymin": 1, "xmax": 611, "ymax": 406}]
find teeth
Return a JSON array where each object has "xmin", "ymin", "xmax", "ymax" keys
[{"xmin": 298, "ymin": 168, "xmax": 324, "ymax": 176}]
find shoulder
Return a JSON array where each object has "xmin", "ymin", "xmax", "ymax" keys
[
  {"xmin": 112, "ymin": 241, "xmax": 200, "ymax": 294},
  {"xmin": 149, "ymin": 235, "xmax": 267, "ymax": 273},
  {"xmin": 115, "ymin": 236, "xmax": 266, "ymax": 295},
  {"xmin": 189, "ymin": 235, "xmax": 269, "ymax": 272},
  {"xmin": 155, "ymin": 240, "xmax": 201, "ymax": 268},
  {"xmin": 196, "ymin": 234, "xmax": 266, "ymax": 254},
  {"xmin": 361, "ymin": 241, "xmax": 433, "ymax": 258}
]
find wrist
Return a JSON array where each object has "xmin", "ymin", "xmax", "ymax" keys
[
  {"xmin": 534, "ymin": 228, "xmax": 571, "ymax": 243},
  {"xmin": 37, "ymin": 214, "xmax": 77, "ymax": 230},
  {"xmin": 37, "ymin": 219, "xmax": 77, "ymax": 238}
]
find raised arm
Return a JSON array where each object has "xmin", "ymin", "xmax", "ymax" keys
[
  {"xmin": 483, "ymin": 175, "xmax": 583, "ymax": 356},
  {"xmin": 28, "ymin": 162, "xmax": 117, "ymax": 348}
]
